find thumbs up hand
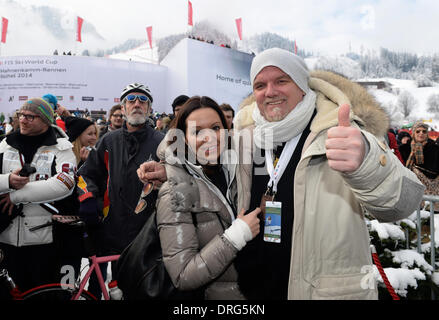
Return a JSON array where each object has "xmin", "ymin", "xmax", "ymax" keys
[{"xmin": 325, "ymin": 104, "xmax": 366, "ymax": 173}]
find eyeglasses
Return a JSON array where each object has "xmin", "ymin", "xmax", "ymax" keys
[
  {"xmin": 126, "ymin": 94, "xmax": 150, "ymax": 103},
  {"xmin": 112, "ymin": 114, "xmax": 123, "ymax": 118},
  {"xmin": 415, "ymin": 129, "xmax": 427, "ymax": 134},
  {"xmin": 17, "ymin": 112, "xmax": 40, "ymax": 122}
]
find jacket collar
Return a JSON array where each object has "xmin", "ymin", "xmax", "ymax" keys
[{"xmin": 6, "ymin": 126, "xmax": 58, "ymax": 150}]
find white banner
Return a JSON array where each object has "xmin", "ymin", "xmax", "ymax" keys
[
  {"xmin": 162, "ymin": 38, "xmax": 253, "ymax": 113},
  {"xmin": 0, "ymin": 39, "xmax": 254, "ymax": 118},
  {"xmin": 0, "ymin": 55, "xmax": 167, "ymax": 116}
]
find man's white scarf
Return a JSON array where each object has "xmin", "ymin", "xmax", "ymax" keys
[{"xmin": 252, "ymin": 89, "xmax": 317, "ymax": 150}]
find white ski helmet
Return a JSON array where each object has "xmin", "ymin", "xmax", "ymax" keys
[{"xmin": 120, "ymin": 83, "xmax": 153, "ymax": 103}]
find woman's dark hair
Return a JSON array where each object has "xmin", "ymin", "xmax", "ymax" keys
[
  {"xmin": 167, "ymin": 96, "xmax": 229, "ymax": 160},
  {"xmin": 171, "ymin": 96, "xmax": 228, "ymax": 133}
]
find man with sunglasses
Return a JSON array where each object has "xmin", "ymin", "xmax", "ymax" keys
[
  {"xmin": 0, "ymin": 97, "xmax": 76, "ymax": 292},
  {"xmin": 76, "ymin": 84, "xmax": 164, "ymax": 284}
]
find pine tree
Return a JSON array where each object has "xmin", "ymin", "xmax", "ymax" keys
[{"xmin": 365, "ymin": 208, "xmax": 439, "ymax": 299}]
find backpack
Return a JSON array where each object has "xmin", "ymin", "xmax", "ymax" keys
[{"xmin": 114, "ymin": 211, "xmax": 204, "ymax": 300}]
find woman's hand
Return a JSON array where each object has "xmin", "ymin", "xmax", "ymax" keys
[{"xmin": 237, "ymin": 208, "xmax": 261, "ymax": 238}]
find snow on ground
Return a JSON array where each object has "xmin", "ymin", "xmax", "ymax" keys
[
  {"xmin": 374, "ymin": 267, "xmax": 426, "ymax": 297},
  {"xmin": 366, "ymin": 78, "xmax": 439, "ymax": 129},
  {"xmin": 406, "ymin": 209, "xmax": 431, "ymax": 221},
  {"xmin": 107, "ymin": 43, "xmax": 158, "ymax": 64},
  {"xmin": 390, "ymin": 249, "xmax": 433, "ymax": 274},
  {"xmin": 369, "ymin": 219, "xmax": 406, "ymax": 241}
]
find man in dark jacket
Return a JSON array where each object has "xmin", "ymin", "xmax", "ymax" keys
[
  {"xmin": 98, "ymin": 104, "xmax": 123, "ymax": 139},
  {"xmin": 77, "ymin": 83, "xmax": 164, "ymax": 258}
]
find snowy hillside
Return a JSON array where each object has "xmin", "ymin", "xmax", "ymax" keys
[
  {"xmin": 366, "ymin": 79, "xmax": 439, "ymax": 129},
  {"xmin": 306, "ymin": 55, "xmax": 364, "ymax": 79},
  {"xmin": 305, "ymin": 55, "xmax": 439, "ymax": 130},
  {"xmin": 106, "ymin": 43, "xmax": 158, "ymax": 63}
]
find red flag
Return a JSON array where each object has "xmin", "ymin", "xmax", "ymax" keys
[
  {"xmin": 235, "ymin": 18, "xmax": 242, "ymax": 40},
  {"xmin": 1, "ymin": 17, "xmax": 8, "ymax": 44},
  {"xmin": 146, "ymin": 26, "xmax": 153, "ymax": 49},
  {"xmin": 76, "ymin": 16, "xmax": 84, "ymax": 42},
  {"xmin": 188, "ymin": 1, "xmax": 193, "ymax": 26}
]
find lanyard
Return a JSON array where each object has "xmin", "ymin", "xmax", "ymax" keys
[{"xmin": 265, "ymin": 133, "xmax": 302, "ymax": 195}]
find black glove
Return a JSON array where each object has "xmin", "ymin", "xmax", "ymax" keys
[{"xmin": 78, "ymin": 198, "xmax": 101, "ymax": 227}]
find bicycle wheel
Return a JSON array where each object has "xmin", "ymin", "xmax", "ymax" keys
[{"xmin": 21, "ymin": 283, "xmax": 96, "ymax": 301}]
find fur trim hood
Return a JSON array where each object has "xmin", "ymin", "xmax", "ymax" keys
[{"xmin": 234, "ymin": 70, "xmax": 389, "ymax": 138}]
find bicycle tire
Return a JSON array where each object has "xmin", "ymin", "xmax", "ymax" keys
[{"xmin": 21, "ymin": 283, "xmax": 96, "ymax": 301}]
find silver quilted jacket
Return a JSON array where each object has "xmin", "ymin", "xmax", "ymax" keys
[{"xmin": 156, "ymin": 141, "xmax": 246, "ymax": 300}]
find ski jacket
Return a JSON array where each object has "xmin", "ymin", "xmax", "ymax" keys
[
  {"xmin": 233, "ymin": 70, "xmax": 425, "ymax": 300},
  {"xmin": 77, "ymin": 123, "xmax": 164, "ymax": 254},
  {"xmin": 0, "ymin": 126, "xmax": 76, "ymax": 246},
  {"xmin": 155, "ymin": 139, "xmax": 245, "ymax": 300}
]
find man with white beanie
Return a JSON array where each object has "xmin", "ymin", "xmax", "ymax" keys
[
  {"xmin": 135, "ymin": 48, "xmax": 425, "ymax": 300},
  {"xmin": 232, "ymin": 48, "xmax": 425, "ymax": 300}
]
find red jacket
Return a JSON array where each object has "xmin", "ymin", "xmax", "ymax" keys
[
  {"xmin": 388, "ymin": 132, "xmax": 404, "ymax": 164},
  {"xmin": 56, "ymin": 118, "xmax": 66, "ymax": 132}
]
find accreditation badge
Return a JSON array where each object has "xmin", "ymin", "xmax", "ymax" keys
[{"xmin": 263, "ymin": 201, "xmax": 282, "ymax": 243}]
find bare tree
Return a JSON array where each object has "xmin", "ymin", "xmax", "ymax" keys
[
  {"xmin": 397, "ymin": 90, "xmax": 417, "ymax": 118},
  {"xmin": 427, "ymin": 93, "xmax": 439, "ymax": 115}
]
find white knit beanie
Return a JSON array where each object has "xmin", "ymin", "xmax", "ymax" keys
[{"xmin": 250, "ymin": 48, "xmax": 310, "ymax": 94}]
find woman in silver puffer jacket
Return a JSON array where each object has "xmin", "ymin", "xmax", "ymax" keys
[{"xmin": 154, "ymin": 96, "xmax": 260, "ymax": 300}]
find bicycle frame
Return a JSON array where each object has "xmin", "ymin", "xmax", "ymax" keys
[{"xmin": 72, "ymin": 254, "xmax": 120, "ymax": 300}]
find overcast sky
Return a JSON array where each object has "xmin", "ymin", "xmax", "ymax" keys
[{"xmin": 2, "ymin": 0, "xmax": 438, "ymax": 56}]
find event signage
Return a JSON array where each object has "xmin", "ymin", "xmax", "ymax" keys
[
  {"xmin": 0, "ymin": 55, "xmax": 166, "ymax": 115},
  {"xmin": 0, "ymin": 38, "xmax": 253, "ymax": 116}
]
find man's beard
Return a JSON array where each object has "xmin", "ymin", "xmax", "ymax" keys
[
  {"xmin": 125, "ymin": 112, "xmax": 147, "ymax": 127},
  {"xmin": 263, "ymin": 107, "xmax": 287, "ymax": 122}
]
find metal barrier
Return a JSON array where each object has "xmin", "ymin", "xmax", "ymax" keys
[{"xmin": 416, "ymin": 194, "xmax": 439, "ymax": 300}]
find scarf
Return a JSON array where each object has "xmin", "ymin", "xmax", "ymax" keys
[
  {"xmin": 252, "ymin": 89, "xmax": 316, "ymax": 150},
  {"xmin": 406, "ymin": 139, "xmax": 426, "ymax": 169}
]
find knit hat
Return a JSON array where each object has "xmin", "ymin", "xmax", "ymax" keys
[
  {"xmin": 250, "ymin": 48, "xmax": 310, "ymax": 94},
  {"xmin": 172, "ymin": 95, "xmax": 190, "ymax": 111},
  {"xmin": 64, "ymin": 116, "xmax": 95, "ymax": 142},
  {"xmin": 20, "ymin": 98, "xmax": 55, "ymax": 126},
  {"xmin": 412, "ymin": 121, "xmax": 429, "ymax": 133},
  {"xmin": 42, "ymin": 94, "xmax": 58, "ymax": 111},
  {"xmin": 397, "ymin": 130, "xmax": 411, "ymax": 141}
]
